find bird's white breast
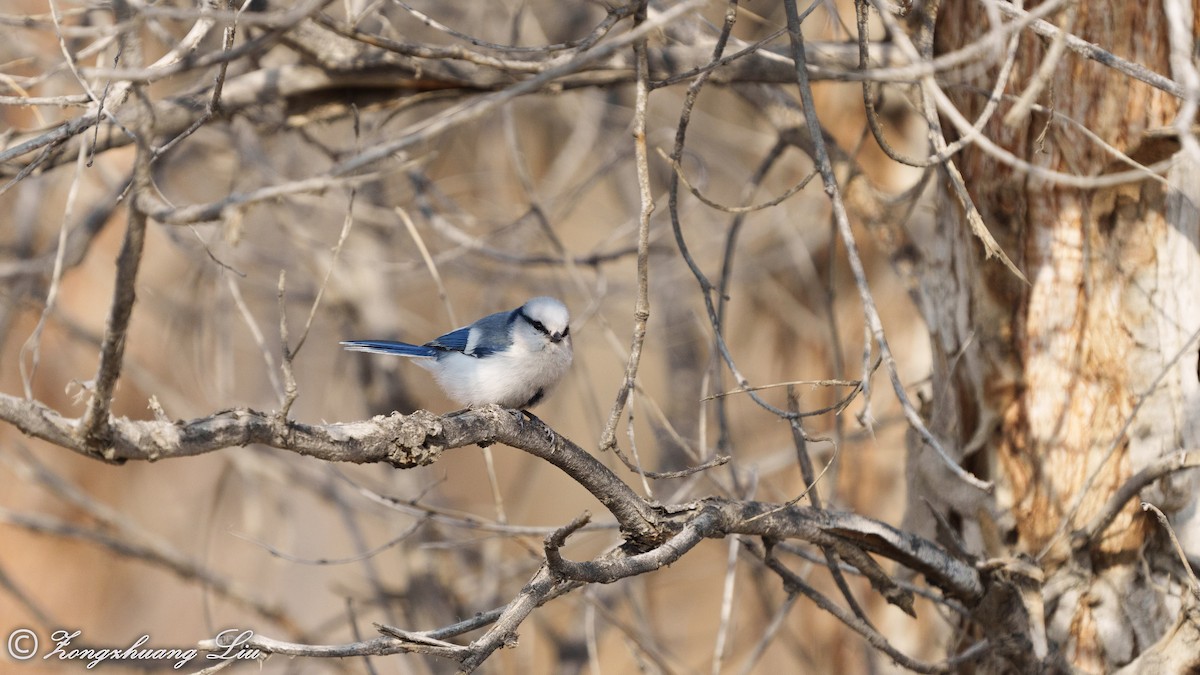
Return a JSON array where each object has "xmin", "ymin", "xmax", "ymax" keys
[{"xmin": 426, "ymin": 337, "xmax": 572, "ymax": 408}]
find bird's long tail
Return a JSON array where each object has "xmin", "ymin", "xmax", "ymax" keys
[{"xmin": 340, "ymin": 340, "xmax": 439, "ymax": 358}]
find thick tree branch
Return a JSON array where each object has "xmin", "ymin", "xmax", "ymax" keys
[
  {"xmin": 0, "ymin": 391, "xmax": 982, "ymax": 604},
  {"xmin": 0, "ymin": 397, "xmax": 659, "ymax": 536}
]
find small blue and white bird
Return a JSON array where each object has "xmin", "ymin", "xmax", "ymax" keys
[{"xmin": 342, "ymin": 297, "xmax": 573, "ymax": 409}]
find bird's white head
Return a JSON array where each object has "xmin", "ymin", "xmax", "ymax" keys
[{"xmin": 515, "ymin": 296, "xmax": 571, "ymax": 347}]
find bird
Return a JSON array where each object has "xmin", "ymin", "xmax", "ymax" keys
[{"xmin": 342, "ymin": 297, "xmax": 573, "ymax": 409}]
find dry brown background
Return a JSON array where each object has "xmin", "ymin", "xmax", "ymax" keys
[{"xmin": 6, "ymin": 0, "xmax": 1192, "ymax": 673}]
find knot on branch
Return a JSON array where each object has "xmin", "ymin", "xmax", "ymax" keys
[
  {"xmin": 385, "ymin": 410, "xmax": 445, "ymax": 468},
  {"xmin": 545, "ymin": 506, "xmax": 722, "ymax": 583},
  {"xmin": 77, "ymin": 409, "xmax": 121, "ymax": 463}
]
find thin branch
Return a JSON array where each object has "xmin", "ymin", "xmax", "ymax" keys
[
  {"xmin": 545, "ymin": 509, "xmax": 719, "ymax": 583},
  {"xmin": 81, "ymin": 0, "xmax": 335, "ymax": 83},
  {"xmin": 856, "ymin": 0, "xmax": 1024, "ymax": 176},
  {"xmin": 1141, "ymin": 502, "xmax": 1200, "ymax": 598},
  {"xmin": 1080, "ymin": 450, "xmax": 1200, "ymax": 548},
  {"xmin": 311, "ymin": 13, "xmax": 547, "ymax": 73},
  {"xmin": 1002, "ymin": 2, "xmax": 1075, "ymax": 127},
  {"xmin": 993, "ymin": 0, "xmax": 1185, "ymax": 99},
  {"xmin": 333, "ymin": 467, "xmax": 620, "ymax": 536},
  {"xmin": 225, "ymin": 274, "xmax": 285, "ymax": 402},
  {"xmin": 149, "ymin": 0, "xmax": 238, "ymax": 160},
  {"xmin": 725, "ymin": 500, "xmax": 983, "ymax": 601},
  {"xmin": 386, "ymin": 0, "xmax": 631, "ymax": 54},
  {"xmin": 710, "ymin": 133, "xmax": 791, "ymax": 455},
  {"xmin": 712, "ymin": 529, "xmax": 741, "ymax": 675},
  {"xmin": 664, "ymin": 147, "xmax": 819, "ymax": 214},
  {"xmin": 599, "ymin": 0, "xmax": 656, "ymax": 455},
  {"xmin": 753, "ymin": 542, "xmax": 953, "ymax": 674},
  {"xmin": 788, "ymin": 388, "xmax": 877, "ymax": 623},
  {"xmin": 197, "ymin": 632, "xmax": 467, "ymax": 661},
  {"xmin": 0, "ymin": 507, "xmax": 297, "ymax": 632},
  {"xmin": 457, "ymin": 565, "xmax": 574, "ymax": 671},
  {"xmin": 784, "ymin": 0, "xmax": 992, "ymax": 492},
  {"xmin": 608, "ymin": 451, "xmax": 732, "ymax": 480},
  {"xmin": 231, "ymin": 522, "xmax": 422, "ymax": 566},
  {"xmin": 76, "ymin": 14, "xmax": 151, "ymax": 449},
  {"xmin": 328, "ymin": 0, "xmax": 706, "ymax": 180},
  {"xmin": 666, "ymin": 5, "xmax": 821, "ymax": 427},
  {"xmin": 146, "ymin": 170, "xmax": 386, "ymax": 225},
  {"xmin": 578, "ymin": 589, "xmax": 684, "ymax": 674},
  {"xmin": 873, "ymin": 2, "xmax": 1178, "ymax": 189},
  {"xmin": 279, "ymin": 189, "xmax": 356, "ymax": 418},
  {"xmin": 18, "ymin": 136, "xmax": 89, "ymax": 398},
  {"xmin": 775, "ymin": 540, "xmax": 968, "ymax": 614},
  {"xmin": 397, "ymin": 205, "xmax": 458, "ymax": 327}
]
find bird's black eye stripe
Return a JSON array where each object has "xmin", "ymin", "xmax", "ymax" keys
[
  {"xmin": 520, "ymin": 310, "xmax": 550, "ymax": 335},
  {"xmin": 562, "ymin": 325, "xmax": 570, "ymax": 337}
]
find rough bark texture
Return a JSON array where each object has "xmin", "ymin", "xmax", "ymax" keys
[{"xmin": 908, "ymin": 0, "xmax": 1200, "ymax": 671}]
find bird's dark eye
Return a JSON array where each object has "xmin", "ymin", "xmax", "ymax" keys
[
  {"xmin": 518, "ymin": 308, "xmax": 553, "ymax": 335},
  {"xmin": 562, "ymin": 326, "xmax": 570, "ymax": 337}
]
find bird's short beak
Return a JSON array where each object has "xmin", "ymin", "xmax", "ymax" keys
[{"xmin": 551, "ymin": 333, "xmax": 565, "ymax": 343}]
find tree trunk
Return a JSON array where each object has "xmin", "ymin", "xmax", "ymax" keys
[{"xmin": 908, "ymin": 0, "xmax": 1200, "ymax": 670}]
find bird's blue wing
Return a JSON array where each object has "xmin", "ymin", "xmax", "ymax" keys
[
  {"xmin": 341, "ymin": 340, "xmax": 439, "ymax": 357},
  {"xmin": 426, "ymin": 311, "xmax": 515, "ymax": 357},
  {"xmin": 425, "ymin": 327, "xmax": 471, "ymax": 353},
  {"xmin": 347, "ymin": 310, "xmax": 516, "ymax": 360}
]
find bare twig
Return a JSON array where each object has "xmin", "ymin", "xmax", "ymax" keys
[
  {"xmin": 545, "ymin": 509, "xmax": 718, "ymax": 583},
  {"xmin": 0, "ymin": 507, "xmax": 297, "ymax": 632},
  {"xmin": 599, "ymin": 0, "xmax": 656, "ymax": 456},
  {"xmin": 76, "ymin": 8, "xmax": 151, "ymax": 450},
  {"xmin": 146, "ymin": 170, "xmax": 385, "ymax": 225},
  {"xmin": 149, "ymin": 0, "xmax": 238, "ymax": 160},
  {"xmin": 754, "ymin": 542, "xmax": 949, "ymax": 674},
  {"xmin": 1002, "ymin": 2, "xmax": 1075, "ymax": 127},
  {"xmin": 660, "ymin": 148, "xmax": 820, "ymax": 215},
  {"xmin": 1141, "ymin": 502, "xmax": 1200, "ymax": 597},
  {"xmin": 387, "ymin": 0, "xmax": 631, "ymax": 54},
  {"xmin": 328, "ymin": 0, "xmax": 706, "ymax": 179},
  {"xmin": 231, "ymin": 523, "xmax": 422, "ymax": 566},
  {"xmin": 1081, "ymin": 451, "xmax": 1200, "ymax": 548},
  {"xmin": 18, "ymin": 138, "xmax": 89, "ymax": 398},
  {"xmin": 457, "ymin": 565, "xmax": 574, "ymax": 671},
  {"xmin": 786, "ymin": 388, "xmax": 877, "ymax": 624},
  {"xmin": 81, "ymin": 0, "xmax": 335, "ymax": 83},
  {"xmin": 712, "ymin": 529, "xmax": 742, "ymax": 675},
  {"xmin": 665, "ymin": 2, "xmax": 823, "ymax": 429},
  {"xmin": 397, "ymin": 205, "xmax": 458, "ymax": 326},
  {"xmin": 785, "ymin": 0, "xmax": 992, "ymax": 491},
  {"xmin": 993, "ymin": 0, "xmax": 1185, "ymax": 99},
  {"xmin": 873, "ymin": 2, "xmax": 1177, "ymax": 189},
  {"xmin": 225, "ymin": 274, "xmax": 285, "ymax": 402},
  {"xmin": 332, "ymin": 467, "xmax": 619, "ymax": 536}
]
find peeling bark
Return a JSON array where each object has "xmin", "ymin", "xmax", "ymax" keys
[{"xmin": 912, "ymin": 0, "xmax": 1200, "ymax": 670}]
